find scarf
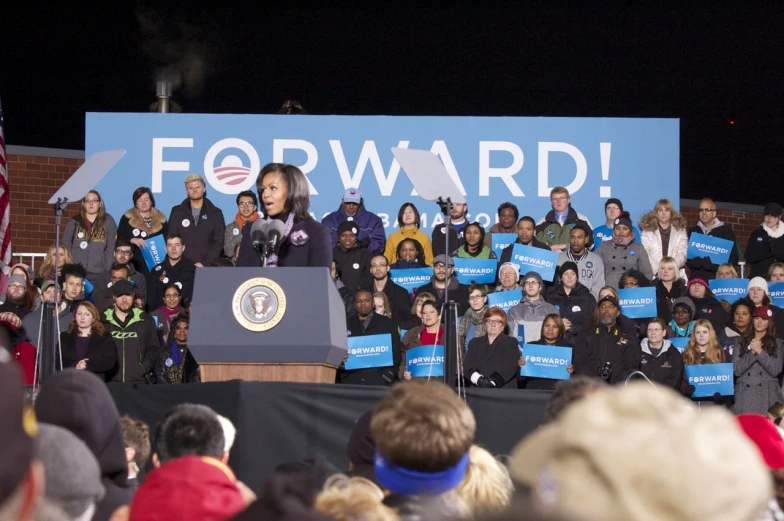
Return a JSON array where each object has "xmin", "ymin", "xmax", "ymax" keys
[
  {"xmin": 611, "ymin": 230, "xmax": 634, "ymax": 247},
  {"xmin": 458, "ymin": 306, "xmax": 487, "ymax": 345},
  {"xmin": 669, "ymin": 319, "xmax": 694, "ymax": 337},
  {"xmin": 156, "ymin": 305, "xmax": 181, "ymax": 325},
  {"xmin": 763, "ymin": 221, "xmax": 784, "ymax": 239},
  {"xmin": 265, "ymin": 213, "xmax": 295, "ymax": 267},
  {"xmin": 234, "ymin": 211, "xmax": 259, "ymax": 229}
]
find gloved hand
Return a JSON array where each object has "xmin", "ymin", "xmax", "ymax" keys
[
  {"xmin": 684, "ymin": 384, "xmax": 696, "ymax": 397},
  {"xmin": 476, "ymin": 376, "xmax": 495, "ymax": 388},
  {"xmin": 488, "ymin": 372, "xmax": 506, "ymax": 388}
]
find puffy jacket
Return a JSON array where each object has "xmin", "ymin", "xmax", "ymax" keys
[{"xmin": 322, "ymin": 202, "xmax": 386, "ymax": 255}]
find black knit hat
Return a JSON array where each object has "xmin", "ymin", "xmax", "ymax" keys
[
  {"xmin": 560, "ymin": 261, "xmax": 579, "ymax": 280},
  {"xmin": 337, "ymin": 221, "xmax": 359, "ymax": 236},
  {"xmin": 613, "ymin": 212, "xmax": 633, "ymax": 231},
  {"xmin": 605, "ymin": 198, "xmax": 624, "ymax": 211}
]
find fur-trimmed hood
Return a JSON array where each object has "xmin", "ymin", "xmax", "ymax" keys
[{"xmin": 124, "ymin": 207, "xmax": 167, "ymax": 234}]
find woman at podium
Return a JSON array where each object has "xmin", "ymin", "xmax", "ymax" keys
[{"xmin": 236, "ymin": 163, "xmax": 332, "ymax": 268}]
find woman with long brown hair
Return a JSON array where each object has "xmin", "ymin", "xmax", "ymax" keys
[
  {"xmin": 682, "ymin": 319, "xmax": 730, "ymax": 404},
  {"xmin": 60, "ymin": 301, "xmax": 118, "ymax": 381},
  {"xmin": 63, "ymin": 190, "xmax": 117, "ymax": 285}
]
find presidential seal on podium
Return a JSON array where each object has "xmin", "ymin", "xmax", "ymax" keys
[{"xmin": 232, "ymin": 277, "xmax": 287, "ymax": 331}]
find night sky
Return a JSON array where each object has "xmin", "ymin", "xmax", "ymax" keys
[{"xmin": 1, "ymin": 7, "xmax": 782, "ymax": 205}]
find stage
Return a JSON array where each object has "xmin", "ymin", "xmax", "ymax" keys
[{"xmin": 108, "ymin": 381, "xmax": 550, "ymax": 491}]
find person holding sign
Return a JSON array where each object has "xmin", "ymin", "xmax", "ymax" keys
[
  {"xmin": 686, "ymin": 198, "xmax": 740, "ymax": 281},
  {"xmin": 732, "ymin": 306, "xmax": 784, "ymax": 415},
  {"xmin": 483, "ymin": 202, "xmax": 519, "ymax": 250},
  {"xmin": 400, "ymin": 300, "xmax": 443, "ymax": 380},
  {"xmin": 681, "ymin": 319, "xmax": 731, "ymax": 404},
  {"xmin": 464, "ymin": 307, "xmax": 519, "ymax": 389},
  {"xmin": 117, "ymin": 187, "xmax": 168, "ymax": 276},
  {"xmin": 383, "ymin": 203, "xmax": 434, "ymax": 267},
  {"xmin": 506, "ymin": 272, "xmax": 559, "ymax": 344},
  {"xmin": 496, "ymin": 217, "xmax": 549, "ymax": 283},
  {"xmin": 639, "ymin": 318, "xmax": 684, "ymax": 390},
  {"xmin": 518, "ymin": 314, "xmax": 574, "ymax": 390},
  {"xmin": 595, "ymin": 213, "xmax": 653, "ymax": 289},
  {"xmin": 451, "ymin": 222, "xmax": 497, "ymax": 260}
]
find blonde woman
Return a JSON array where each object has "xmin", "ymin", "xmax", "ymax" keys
[
  {"xmin": 453, "ymin": 445, "xmax": 514, "ymax": 518},
  {"xmin": 717, "ymin": 263, "xmax": 738, "ymax": 279},
  {"xmin": 63, "ymin": 190, "xmax": 117, "ymax": 285},
  {"xmin": 654, "ymin": 257, "xmax": 686, "ymax": 322},
  {"xmin": 373, "ymin": 291, "xmax": 392, "ymax": 319},
  {"xmin": 768, "ymin": 262, "xmax": 784, "ymax": 283},
  {"xmin": 399, "ymin": 291, "xmax": 436, "ymax": 331},
  {"xmin": 35, "ymin": 243, "xmax": 74, "ymax": 285},
  {"xmin": 639, "ymin": 199, "xmax": 688, "ymax": 280},
  {"xmin": 314, "ymin": 475, "xmax": 399, "ymax": 521}
]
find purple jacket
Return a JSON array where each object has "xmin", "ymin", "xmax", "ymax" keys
[
  {"xmin": 236, "ymin": 216, "xmax": 332, "ymax": 268},
  {"xmin": 321, "ymin": 202, "xmax": 386, "ymax": 255}
]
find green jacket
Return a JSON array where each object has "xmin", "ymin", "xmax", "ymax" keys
[{"xmin": 102, "ymin": 307, "xmax": 161, "ymax": 384}]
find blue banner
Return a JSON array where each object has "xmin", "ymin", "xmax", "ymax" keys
[
  {"xmin": 770, "ymin": 282, "xmax": 784, "ymax": 308},
  {"xmin": 486, "ymin": 289, "xmax": 522, "ymax": 313},
  {"xmin": 668, "ymin": 337, "xmax": 689, "ymax": 354},
  {"xmin": 709, "ymin": 278, "xmax": 748, "ymax": 304},
  {"xmin": 510, "ymin": 244, "xmax": 559, "ymax": 282},
  {"xmin": 685, "ymin": 363, "xmax": 734, "ymax": 398},
  {"xmin": 687, "ymin": 234, "xmax": 734, "ymax": 264},
  {"xmin": 389, "ymin": 268, "xmax": 432, "ymax": 296},
  {"xmin": 140, "ymin": 234, "xmax": 167, "ymax": 271},
  {"xmin": 85, "ymin": 114, "xmax": 679, "ymax": 236},
  {"xmin": 345, "ymin": 334, "xmax": 394, "ymax": 370},
  {"xmin": 406, "ymin": 345, "xmax": 444, "ymax": 378},
  {"xmin": 491, "ymin": 233, "xmax": 517, "ymax": 259},
  {"xmin": 617, "ymin": 287, "xmax": 657, "ymax": 318},
  {"xmin": 520, "ymin": 344, "xmax": 572, "ymax": 380},
  {"xmin": 452, "ymin": 258, "xmax": 498, "ymax": 285}
]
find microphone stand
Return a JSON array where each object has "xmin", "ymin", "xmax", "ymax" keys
[{"xmin": 435, "ymin": 197, "xmax": 458, "ymax": 389}]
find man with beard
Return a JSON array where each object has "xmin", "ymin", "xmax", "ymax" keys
[
  {"xmin": 103, "ymin": 280, "xmax": 160, "ymax": 384},
  {"xmin": 360, "ymin": 255, "xmax": 412, "ymax": 326},
  {"xmin": 572, "ymin": 295, "xmax": 641, "ymax": 384},
  {"xmin": 414, "ymin": 255, "xmax": 469, "ymax": 317},
  {"xmin": 0, "ymin": 274, "xmax": 34, "ymax": 319}
]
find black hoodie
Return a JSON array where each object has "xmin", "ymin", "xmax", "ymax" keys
[{"xmin": 34, "ymin": 369, "xmax": 132, "ymax": 521}]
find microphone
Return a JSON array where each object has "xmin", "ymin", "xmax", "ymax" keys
[
  {"xmin": 266, "ymin": 220, "xmax": 286, "ymax": 256},
  {"xmin": 251, "ymin": 220, "xmax": 269, "ymax": 252}
]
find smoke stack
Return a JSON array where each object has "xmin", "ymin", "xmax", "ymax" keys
[{"xmin": 156, "ymin": 81, "xmax": 172, "ymax": 113}]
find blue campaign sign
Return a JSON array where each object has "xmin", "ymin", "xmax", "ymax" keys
[
  {"xmin": 85, "ymin": 114, "xmax": 679, "ymax": 235},
  {"xmin": 769, "ymin": 282, "xmax": 784, "ymax": 308},
  {"xmin": 389, "ymin": 267, "xmax": 432, "ymax": 295},
  {"xmin": 491, "ymin": 233, "xmax": 517, "ymax": 259},
  {"xmin": 487, "ymin": 289, "xmax": 522, "ymax": 313},
  {"xmin": 618, "ymin": 287, "xmax": 657, "ymax": 318},
  {"xmin": 510, "ymin": 244, "xmax": 559, "ymax": 281},
  {"xmin": 668, "ymin": 337, "xmax": 689, "ymax": 353},
  {"xmin": 685, "ymin": 363, "xmax": 734, "ymax": 398},
  {"xmin": 140, "ymin": 235, "xmax": 167, "ymax": 271},
  {"xmin": 452, "ymin": 258, "xmax": 498, "ymax": 285},
  {"xmin": 345, "ymin": 333, "xmax": 394, "ymax": 370},
  {"xmin": 520, "ymin": 344, "xmax": 572, "ymax": 380},
  {"xmin": 709, "ymin": 278, "xmax": 748, "ymax": 304},
  {"xmin": 687, "ymin": 234, "xmax": 734, "ymax": 264},
  {"xmin": 406, "ymin": 345, "xmax": 444, "ymax": 378}
]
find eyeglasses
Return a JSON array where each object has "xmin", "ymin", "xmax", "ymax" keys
[
  {"xmin": 698, "ymin": 208, "xmax": 716, "ymax": 213},
  {"xmin": 238, "ymin": 202, "xmax": 256, "ymax": 207},
  {"xmin": 469, "ymin": 295, "xmax": 485, "ymax": 301},
  {"xmin": 485, "ymin": 319, "xmax": 504, "ymax": 325},
  {"xmin": 164, "ymin": 293, "xmax": 180, "ymax": 299},
  {"xmin": 524, "ymin": 281, "xmax": 539, "ymax": 286}
]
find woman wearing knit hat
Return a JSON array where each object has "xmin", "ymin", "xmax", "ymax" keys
[
  {"xmin": 595, "ymin": 213, "xmax": 653, "ymax": 289},
  {"xmin": 747, "ymin": 202, "xmax": 784, "ymax": 279},
  {"xmin": 732, "ymin": 306, "xmax": 784, "ymax": 415}
]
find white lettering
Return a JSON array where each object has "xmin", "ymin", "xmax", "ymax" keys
[
  {"xmin": 692, "ymin": 242, "xmax": 729, "ymax": 254},
  {"xmin": 330, "ymin": 140, "xmax": 410, "ymax": 196},
  {"xmin": 411, "ymin": 141, "xmax": 467, "ymax": 196},
  {"xmin": 478, "ymin": 141, "xmax": 525, "ymax": 197},
  {"xmin": 512, "ymin": 254, "xmax": 554, "ymax": 268},
  {"xmin": 620, "ymin": 298, "xmax": 655, "ymax": 306},
  {"xmin": 152, "ymin": 138, "xmax": 193, "ymax": 192},
  {"xmin": 689, "ymin": 374, "xmax": 731, "ymax": 383},
  {"xmin": 272, "ymin": 139, "xmax": 319, "ymax": 194},
  {"xmin": 537, "ymin": 142, "xmax": 588, "ymax": 196},
  {"xmin": 411, "ymin": 356, "xmax": 445, "ymax": 364}
]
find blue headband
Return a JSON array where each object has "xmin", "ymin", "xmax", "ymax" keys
[{"xmin": 374, "ymin": 451, "xmax": 470, "ymax": 496}]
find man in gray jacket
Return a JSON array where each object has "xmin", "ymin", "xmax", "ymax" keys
[
  {"xmin": 557, "ymin": 222, "xmax": 605, "ymax": 300},
  {"xmin": 506, "ymin": 271, "xmax": 560, "ymax": 344}
]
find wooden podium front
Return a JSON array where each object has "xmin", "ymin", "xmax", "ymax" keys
[{"xmin": 200, "ymin": 363, "xmax": 337, "ymax": 383}]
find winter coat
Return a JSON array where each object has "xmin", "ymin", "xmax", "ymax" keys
[
  {"xmin": 640, "ymin": 338, "xmax": 684, "ymax": 389},
  {"xmin": 167, "ymin": 197, "xmax": 226, "ymax": 266},
  {"xmin": 746, "ymin": 222, "xmax": 784, "ymax": 279},
  {"xmin": 339, "ymin": 313, "xmax": 401, "ymax": 386},
  {"xmin": 63, "ymin": 214, "xmax": 117, "ymax": 278},
  {"xmin": 147, "ymin": 256, "xmax": 197, "ymax": 309},
  {"xmin": 236, "ymin": 216, "xmax": 332, "ymax": 268},
  {"xmin": 154, "ymin": 342, "xmax": 201, "ymax": 384},
  {"xmin": 640, "ymin": 226, "xmax": 689, "ymax": 279},
  {"xmin": 654, "ymin": 279, "xmax": 687, "ymax": 323},
  {"xmin": 385, "ymin": 227, "xmax": 433, "ymax": 266},
  {"xmin": 463, "ymin": 333, "xmax": 520, "ymax": 388},
  {"xmin": 333, "ymin": 243, "xmax": 373, "ymax": 294},
  {"xmin": 414, "ymin": 277, "xmax": 469, "ymax": 317},
  {"xmin": 59, "ymin": 330, "xmax": 119, "ymax": 382},
  {"xmin": 573, "ymin": 322, "xmax": 642, "ymax": 384},
  {"xmin": 686, "ymin": 220, "xmax": 740, "ymax": 280},
  {"xmin": 545, "ymin": 283, "xmax": 596, "ymax": 342},
  {"xmin": 557, "ymin": 251, "xmax": 606, "ymax": 300},
  {"xmin": 732, "ymin": 337, "xmax": 784, "ymax": 415},
  {"xmin": 506, "ymin": 297, "xmax": 560, "ymax": 344},
  {"xmin": 535, "ymin": 207, "xmax": 594, "ymax": 249},
  {"xmin": 322, "ymin": 202, "xmax": 386, "ymax": 255},
  {"xmin": 116, "ymin": 207, "xmax": 168, "ymax": 275},
  {"xmin": 595, "ymin": 240, "xmax": 653, "ymax": 289},
  {"xmin": 102, "ymin": 307, "xmax": 161, "ymax": 384},
  {"xmin": 431, "ymin": 221, "xmax": 466, "ymax": 258}
]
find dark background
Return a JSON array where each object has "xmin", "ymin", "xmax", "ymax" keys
[{"xmin": 1, "ymin": 7, "xmax": 782, "ymax": 204}]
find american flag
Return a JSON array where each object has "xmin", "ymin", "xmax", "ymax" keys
[{"xmin": 0, "ymin": 98, "xmax": 11, "ymax": 295}]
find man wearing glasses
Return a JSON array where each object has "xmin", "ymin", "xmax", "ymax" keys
[
  {"xmin": 535, "ymin": 187, "xmax": 594, "ymax": 253},
  {"xmin": 94, "ymin": 239, "xmax": 148, "ymax": 296},
  {"xmin": 686, "ymin": 198, "xmax": 740, "ymax": 281}
]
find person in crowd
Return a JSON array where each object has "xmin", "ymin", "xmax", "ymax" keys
[
  {"xmin": 733, "ymin": 307, "xmax": 784, "ymax": 415},
  {"xmin": 720, "ymin": 297, "xmax": 754, "ymax": 356},
  {"xmin": 398, "ymin": 291, "xmax": 436, "ymax": 331},
  {"xmin": 94, "ymin": 239, "xmax": 148, "ymax": 296},
  {"xmin": 654, "ymin": 256, "xmax": 687, "ymax": 322},
  {"xmin": 639, "ymin": 198, "xmax": 689, "ymax": 280},
  {"xmin": 592, "ymin": 198, "xmax": 641, "ymax": 248},
  {"xmin": 154, "ymin": 316, "xmax": 200, "ymax": 384},
  {"xmin": 458, "ymin": 283, "xmax": 488, "ymax": 352},
  {"xmin": 152, "ymin": 403, "xmax": 227, "ymax": 466},
  {"xmin": 102, "ymin": 279, "xmax": 160, "ymax": 384},
  {"xmin": 542, "ymin": 375, "xmax": 608, "ymax": 423},
  {"xmin": 149, "ymin": 283, "xmax": 184, "ymax": 343},
  {"xmin": 59, "ymin": 262, "xmax": 92, "ymax": 315},
  {"xmin": 414, "ymin": 254, "xmax": 469, "ymax": 317},
  {"xmin": 595, "ymin": 213, "xmax": 653, "ymax": 288},
  {"xmin": 769, "ymin": 403, "xmax": 784, "ymax": 424},
  {"xmin": 518, "ymin": 313, "xmax": 575, "ymax": 390},
  {"xmin": 557, "ymin": 222, "xmax": 605, "ymax": 300},
  {"xmin": 339, "ymin": 290, "xmax": 400, "ymax": 386},
  {"xmin": 535, "ymin": 186, "xmax": 593, "ymax": 253},
  {"xmin": 331, "ymin": 260, "xmax": 355, "ymax": 319},
  {"xmin": 452, "ymin": 445, "xmax": 514, "ymax": 518},
  {"xmin": 333, "ymin": 221, "xmax": 373, "ymax": 294},
  {"xmin": 686, "ymin": 198, "xmax": 741, "ymax": 280},
  {"xmin": 508, "ymin": 382, "xmax": 773, "ymax": 521},
  {"xmin": 597, "ymin": 285, "xmax": 643, "ymax": 342},
  {"xmin": 573, "ymin": 294, "xmax": 641, "ymax": 384},
  {"xmin": 687, "ymin": 277, "xmax": 731, "ymax": 334},
  {"xmin": 322, "ymin": 187, "xmax": 386, "ymax": 256},
  {"xmin": 681, "ymin": 319, "xmax": 731, "ymax": 404},
  {"xmin": 384, "ymin": 202, "xmax": 434, "ymax": 266},
  {"xmin": 237, "ymin": 163, "xmax": 332, "ymax": 267},
  {"xmin": 389, "ymin": 237, "xmax": 428, "ymax": 269},
  {"xmin": 224, "ymin": 190, "xmax": 260, "ymax": 263},
  {"xmin": 494, "ymin": 262, "xmax": 520, "ymax": 292},
  {"xmin": 546, "ymin": 261, "xmax": 596, "ymax": 342},
  {"xmin": 147, "ymin": 234, "xmax": 197, "ymax": 308},
  {"xmin": 9, "ymin": 264, "xmax": 41, "ymax": 310},
  {"xmin": 506, "ymin": 271, "xmax": 559, "ymax": 344},
  {"xmin": 120, "ymin": 414, "xmax": 151, "ymax": 493},
  {"xmin": 639, "ymin": 317, "xmax": 684, "ymax": 389},
  {"xmin": 167, "ymin": 174, "xmax": 226, "ymax": 267},
  {"xmin": 370, "ymin": 380, "xmax": 475, "ymax": 519},
  {"xmin": 746, "ymin": 202, "xmax": 784, "ymax": 279},
  {"xmin": 35, "ymin": 369, "xmax": 134, "ymax": 521},
  {"xmin": 373, "ymin": 291, "xmax": 392, "ymax": 319},
  {"xmin": 668, "ymin": 296, "xmax": 697, "ymax": 338},
  {"xmin": 117, "ymin": 186, "xmax": 169, "ymax": 275},
  {"xmin": 0, "ymin": 274, "xmax": 36, "ymax": 319},
  {"xmin": 464, "ymin": 307, "xmax": 519, "ymax": 389},
  {"xmin": 361, "ymin": 255, "xmax": 412, "ymax": 327},
  {"xmin": 769, "ymin": 262, "xmax": 784, "ymax": 282},
  {"xmin": 314, "ymin": 475, "xmax": 397, "ymax": 521},
  {"xmin": 91, "ymin": 263, "xmax": 132, "ymax": 314},
  {"xmin": 400, "ymin": 300, "xmax": 442, "ymax": 380},
  {"xmin": 497, "ymin": 217, "xmax": 549, "ymax": 281},
  {"xmin": 431, "ymin": 201, "xmax": 468, "ymax": 257},
  {"xmin": 483, "ymin": 202, "xmax": 519, "ymax": 250},
  {"xmin": 60, "ymin": 301, "xmax": 117, "ymax": 381},
  {"xmin": 35, "ymin": 243, "xmax": 74, "ymax": 287},
  {"xmin": 21, "ymin": 280, "xmax": 72, "ymax": 351},
  {"xmin": 63, "ymin": 190, "xmax": 117, "ymax": 285},
  {"xmin": 451, "ymin": 221, "xmax": 497, "ymax": 259},
  {"xmin": 718, "ymin": 262, "xmax": 739, "ymax": 279}
]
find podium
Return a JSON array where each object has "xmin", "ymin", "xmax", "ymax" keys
[{"xmin": 188, "ymin": 267, "xmax": 348, "ymax": 383}]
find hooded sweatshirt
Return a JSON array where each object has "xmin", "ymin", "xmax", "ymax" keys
[
  {"xmin": 507, "ymin": 297, "xmax": 560, "ymax": 344},
  {"xmin": 35, "ymin": 370, "xmax": 133, "ymax": 521},
  {"xmin": 640, "ymin": 338, "xmax": 684, "ymax": 389}
]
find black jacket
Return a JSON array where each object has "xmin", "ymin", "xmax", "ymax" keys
[
  {"xmin": 573, "ymin": 322, "xmax": 642, "ymax": 384},
  {"xmin": 360, "ymin": 277, "xmax": 413, "ymax": 327},
  {"xmin": 686, "ymin": 223, "xmax": 740, "ymax": 280},
  {"xmin": 147, "ymin": 256, "xmax": 197, "ymax": 309},
  {"xmin": 431, "ymin": 221, "xmax": 466, "ymax": 257},
  {"xmin": 167, "ymin": 197, "xmax": 226, "ymax": 266},
  {"xmin": 102, "ymin": 307, "xmax": 161, "ymax": 384},
  {"xmin": 545, "ymin": 283, "xmax": 596, "ymax": 342},
  {"xmin": 154, "ymin": 342, "xmax": 200, "ymax": 384},
  {"xmin": 414, "ymin": 278, "xmax": 469, "ymax": 317},
  {"xmin": 639, "ymin": 339, "xmax": 684, "ymax": 389},
  {"xmin": 333, "ymin": 243, "xmax": 373, "ymax": 294},
  {"xmin": 236, "ymin": 215, "xmax": 332, "ymax": 268},
  {"xmin": 339, "ymin": 313, "xmax": 401, "ymax": 386},
  {"xmin": 655, "ymin": 279, "xmax": 687, "ymax": 323},
  {"xmin": 463, "ymin": 333, "xmax": 521, "ymax": 389},
  {"xmin": 746, "ymin": 226, "xmax": 784, "ymax": 279},
  {"xmin": 59, "ymin": 330, "xmax": 119, "ymax": 382}
]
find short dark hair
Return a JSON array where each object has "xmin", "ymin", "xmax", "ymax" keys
[
  {"xmin": 517, "ymin": 216, "xmax": 536, "ymax": 227},
  {"xmin": 256, "ymin": 163, "xmax": 311, "ymax": 221},
  {"xmin": 236, "ymin": 190, "xmax": 258, "ymax": 207},
  {"xmin": 109, "ymin": 263, "xmax": 130, "ymax": 278},
  {"xmin": 397, "ymin": 203, "xmax": 421, "ymax": 229},
  {"xmin": 155, "ymin": 404, "xmax": 225, "ymax": 463},
  {"xmin": 132, "ymin": 187, "xmax": 156, "ymax": 208},
  {"xmin": 115, "ymin": 238, "xmax": 132, "ymax": 250},
  {"xmin": 166, "ymin": 234, "xmax": 185, "ymax": 246},
  {"xmin": 497, "ymin": 202, "xmax": 519, "ymax": 222},
  {"xmin": 59, "ymin": 263, "xmax": 87, "ymax": 285},
  {"xmin": 543, "ymin": 376, "xmax": 607, "ymax": 424}
]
